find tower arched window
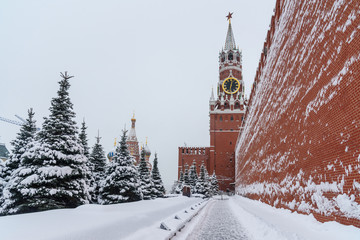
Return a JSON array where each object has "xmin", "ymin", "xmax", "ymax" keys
[
  {"xmin": 228, "ymin": 52, "xmax": 233, "ymax": 61},
  {"xmin": 236, "ymin": 54, "xmax": 240, "ymax": 62},
  {"xmin": 219, "ymin": 116, "xmax": 223, "ymax": 122}
]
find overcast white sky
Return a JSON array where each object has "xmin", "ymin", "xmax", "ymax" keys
[{"xmin": 0, "ymin": 0, "xmax": 276, "ymax": 188}]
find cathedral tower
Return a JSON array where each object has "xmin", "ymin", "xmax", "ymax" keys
[
  {"xmin": 126, "ymin": 114, "xmax": 140, "ymax": 164},
  {"xmin": 209, "ymin": 12, "xmax": 246, "ymax": 191}
]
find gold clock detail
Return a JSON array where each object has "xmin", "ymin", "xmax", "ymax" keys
[{"xmin": 222, "ymin": 77, "xmax": 240, "ymax": 94}]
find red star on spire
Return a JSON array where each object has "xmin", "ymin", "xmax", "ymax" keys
[{"xmin": 226, "ymin": 12, "xmax": 233, "ymax": 21}]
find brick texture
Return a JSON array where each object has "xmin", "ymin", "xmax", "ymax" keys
[{"xmin": 235, "ymin": 0, "xmax": 360, "ymax": 228}]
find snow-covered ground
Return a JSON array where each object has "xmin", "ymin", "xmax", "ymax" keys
[
  {"xmin": 0, "ymin": 196, "xmax": 204, "ymax": 240},
  {"xmin": 176, "ymin": 195, "xmax": 360, "ymax": 240},
  {"xmin": 1, "ymin": 195, "xmax": 359, "ymax": 240}
]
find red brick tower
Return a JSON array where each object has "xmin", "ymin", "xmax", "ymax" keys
[
  {"xmin": 177, "ymin": 13, "xmax": 246, "ymax": 192},
  {"xmin": 126, "ymin": 114, "xmax": 140, "ymax": 164},
  {"xmin": 209, "ymin": 13, "xmax": 246, "ymax": 191}
]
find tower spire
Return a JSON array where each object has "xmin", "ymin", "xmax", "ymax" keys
[
  {"xmin": 210, "ymin": 86, "xmax": 215, "ymax": 101},
  {"xmin": 128, "ymin": 114, "xmax": 137, "ymax": 141},
  {"xmin": 225, "ymin": 12, "xmax": 236, "ymax": 51},
  {"xmin": 126, "ymin": 114, "xmax": 140, "ymax": 164},
  {"xmin": 96, "ymin": 129, "xmax": 101, "ymax": 144}
]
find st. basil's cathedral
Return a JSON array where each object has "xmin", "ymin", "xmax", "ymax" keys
[{"xmin": 108, "ymin": 115, "xmax": 152, "ymax": 170}]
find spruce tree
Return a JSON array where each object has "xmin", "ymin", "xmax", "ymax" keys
[
  {"xmin": 183, "ymin": 164, "xmax": 190, "ymax": 186},
  {"xmin": 203, "ymin": 166, "xmax": 212, "ymax": 196},
  {"xmin": 1, "ymin": 109, "xmax": 37, "ymax": 183},
  {"xmin": 0, "ymin": 108, "xmax": 37, "ymax": 214},
  {"xmin": 210, "ymin": 171, "xmax": 219, "ymax": 195},
  {"xmin": 195, "ymin": 163, "xmax": 212, "ymax": 197},
  {"xmin": 78, "ymin": 120, "xmax": 94, "ymax": 202},
  {"xmin": 175, "ymin": 167, "xmax": 184, "ymax": 194},
  {"xmin": 179, "ymin": 167, "xmax": 184, "ymax": 183},
  {"xmin": 151, "ymin": 153, "xmax": 165, "ymax": 198},
  {"xmin": 189, "ymin": 161, "xmax": 198, "ymax": 192},
  {"xmin": 99, "ymin": 130, "xmax": 142, "ymax": 204},
  {"xmin": 2, "ymin": 72, "xmax": 89, "ymax": 215},
  {"xmin": 79, "ymin": 120, "xmax": 90, "ymax": 158},
  {"xmin": 89, "ymin": 132, "xmax": 107, "ymax": 203},
  {"xmin": 138, "ymin": 148, "xmax": 153, "ymax": 200},
  {"xmin": 195, "ymin": 163, "xmax": 206, "ymax": 195},
  {"xmin": 0, "ymin": 157, "xmax": 6, "ymax": 210}
]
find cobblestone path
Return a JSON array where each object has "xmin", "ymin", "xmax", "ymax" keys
[{"xmin": 186, "ymin": 199, "xmax": 249, "ymax": 240}]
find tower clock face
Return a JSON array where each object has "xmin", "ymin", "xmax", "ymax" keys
[{"xmin": 222, "ymin": 77, "xmax": 240, "ymax": 94}]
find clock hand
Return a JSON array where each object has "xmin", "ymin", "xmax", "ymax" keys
[{"xmin": 230, "ymin": 80, "xmax": 233, "ymax": 93}]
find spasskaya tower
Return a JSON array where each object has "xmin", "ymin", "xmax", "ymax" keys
[{"xmin": 178, "ymin": 12, "xmax": 247, "ymax": 191}]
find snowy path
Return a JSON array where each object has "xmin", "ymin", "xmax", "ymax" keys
[
  {"xmin": 179, "ymin": 197, "xmax": 249, "ymax": 240},
  {"xmin": 175, "ymin": 195, "xmax": 360, "ymax": 240}
]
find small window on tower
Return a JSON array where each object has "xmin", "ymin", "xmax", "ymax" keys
[
  {"xmin": 230, "ymin": 116, "xmax": 234, "ymax": 121},
  {"xmin": 219, "ymin": 116, "xmax": 223, "ymax": 122},
  {"xmin": 228, "ymin": 53, "xmax": 233, "ymax": 61}
]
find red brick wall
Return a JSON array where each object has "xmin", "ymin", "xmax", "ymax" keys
[
  {"xmin": 235, "ymin": 0, "xmax": 360, "ymax": 227},
  {"xmin": 178, "ymin": 147, "xmax": 210, "ymax": 178}
]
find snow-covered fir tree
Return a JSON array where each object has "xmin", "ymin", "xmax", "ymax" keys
[
  {"xmin": 210, "ymin": 171, "xmax": 219, "ymax": 195},
  {"xmin": 151, "ymin": 153, "xmax": 165, "ymax": 198},
  {"xmin": 179, "ymin": 167, "xmax": 184, "ymax": 183},
  {"xmin": 0, "ymin": 108, "xmax": 37, "ymax": 185},
  {"xmin": 0, "ymin": 158, "xmax": 6, "ymax": 210},
  {"xmin": 175, "ymin": 167, "xmax": 184, "ymax": 194},
  {"xmin": 138, "ymin": 148, "xmax": 153, "ymax": 200},
  {"xmin": 79, "ymin": 120, "xmax": 90, "ymax": 158},
  {"xmin": 183, "ymin": 164, "xmax": 190, "ymax": 186},
  {"xmin": 0, "ymin": 108, "xmax": 37, "ymax": 214},
  {"xmin": 99, "ymin": 130, "xmax": 142, "ymax": 204},
  {"xmin": 2, "ymin": 72, "xmax": 90, "ymax": 215},
  {"xmin": 195, "ymin": 163, "xmax": 211, "ymax": 197},
  {"xmin": 203, "ymin": 166, "xmax": 212, "ymax": 196},
  {"xmin": 89, "ymin": 131, "xmax": 107, "ymax": 203},
  {"xmin": 78, "ymin": 120, "xmax": 94, "ymax": 202},
  {"xmin": 189, "ymin": 161, "xmax": 198, "ymax": 192}
]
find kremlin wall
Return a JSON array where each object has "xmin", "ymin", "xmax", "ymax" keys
[{"xmin": 235, "ymin": 0, "xmax": 360, "ymax": 227}]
